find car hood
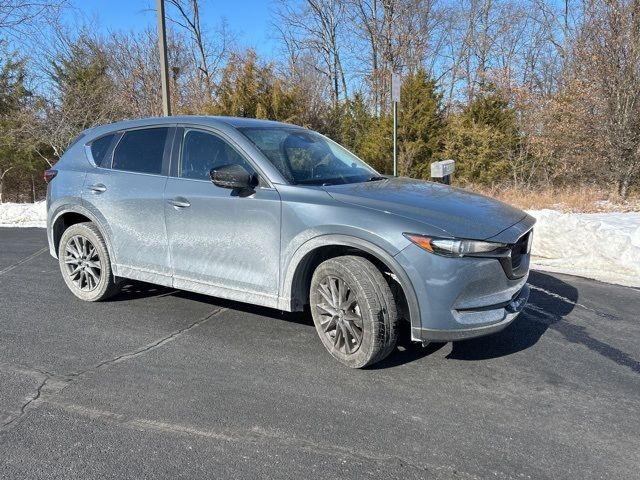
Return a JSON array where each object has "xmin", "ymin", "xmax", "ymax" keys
[{"xmin": 323, "ymin": 177, "xmax": 527, "ymax": 240}]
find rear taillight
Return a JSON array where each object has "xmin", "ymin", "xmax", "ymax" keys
[{"xmin": 43, "ymin": 169, "xmax": 58, "ymax": 184}]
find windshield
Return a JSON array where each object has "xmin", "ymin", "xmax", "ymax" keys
[{"xmin": 238, "ymin": 127, "xmax": 381, "ymax": 185}]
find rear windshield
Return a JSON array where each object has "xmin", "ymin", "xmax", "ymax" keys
[{"xmin": 238, "ymin": 127, "xmax": 378, "ymax": 185}]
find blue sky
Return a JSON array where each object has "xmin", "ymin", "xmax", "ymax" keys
[{"xmin": 67, "ymin": 0, "xmax": 278, "ymax": 57}]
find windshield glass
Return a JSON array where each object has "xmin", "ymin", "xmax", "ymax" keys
[{"xmin": 238, "ymin": 127, "xmax": 380, "ymax": 185}]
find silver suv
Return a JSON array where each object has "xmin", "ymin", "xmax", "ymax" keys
[{"xmin": 46, "ymin": 116, "xmax": 534, "ymax": 368}]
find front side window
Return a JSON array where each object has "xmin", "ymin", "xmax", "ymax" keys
[
  {"xmin": 112, "ymin": 127, "xmax": 168, "ymax": 175},
  {"xmin": 239, "ymin": 127, "xmax": 378, "ymax": 185},
  {"xmin": 180, "ymin": 129, "xmax": 252, "ymax": 180},
  {"xmin": 90, "ymin": 134, "xmax": 116, "ymax": 167}
]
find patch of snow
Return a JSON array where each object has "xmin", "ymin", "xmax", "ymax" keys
[
  {"xmin": 527, "ymin": 209, "xmax": 640, "ymax": 288},
  {"xmin": 0, "ymin": 201, "xmax": 47, "ymax": 228}
]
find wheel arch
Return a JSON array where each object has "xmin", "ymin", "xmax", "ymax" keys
[
  {"xmin": 50, "ymin": 206, "xmax": 117, "ymax": 272},
  {"xmin": 280, "ymin": 234, "xmax": 421, "ymax": 332}
]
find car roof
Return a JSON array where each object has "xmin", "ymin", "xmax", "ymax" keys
[{"xmin": 84, "ymin": 115, "xmax": 303, "ymax": 139}]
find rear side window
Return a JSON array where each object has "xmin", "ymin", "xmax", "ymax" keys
[
  {"xmin": 90, "ymin": 134, "xmax": 116, "ymax": 167},
  {"xmin": 112, "ymin": 128, "xmax": 169, "ymax": 175}
]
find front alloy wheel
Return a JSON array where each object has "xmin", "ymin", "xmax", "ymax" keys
[
  {"xmin": 310, "ymin": 255, "xmax": 398, "ymax": 368},
  {"xmin": 315, "ymin": 275, "xmax": 364, "ymax": 355}
]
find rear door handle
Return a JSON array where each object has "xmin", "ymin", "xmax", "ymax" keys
[
  {"xmin": 168, "ymin": 198, "xmax": 191, "ymax": 208},
  {"xmin": 88, "ymin": 183, "xmax": 107, "ymax": 193}
]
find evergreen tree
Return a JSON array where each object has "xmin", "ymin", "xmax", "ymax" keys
[
  {"xmin": 353, "ymin": 70, "xmax": 446, "ymax": 177},
  {"xmin": 397, "ymin": 70, "xmax": 446, "ymax": 178},
  {"xmin": 336, "ymin": 93, "xmax": 373, "ymax": 155},
  {"xmin": 211, "ymin": 49, "xmax": 301, "ymax": 123},
  {"xmin": 359, "ymin": 113, "xmax": 393, "ymax": 174},
  {"xmin": 443, "ymin": 86, "xmax": 520, "ymax": 185},
  {"xmin": 0, "ymin": 44, "xmax": 35, "ymax": 202}
]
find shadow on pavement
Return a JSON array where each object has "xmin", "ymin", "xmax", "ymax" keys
[
  {"xmin": 110, "ymin": 280, "xmax": 315, "ymax": 327},
  {"xmin": 108, "ymin": 273, "xmax": 614, "ymax": 369}
]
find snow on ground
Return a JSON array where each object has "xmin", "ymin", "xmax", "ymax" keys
[
  {"xmin": 0, "ymin": 201, "xmax": 638, "ymax": 288},
  {"xmin": 528, "ymin": 209, "xmax": 640, "ymax": 288},
  {"xmin": 0, "ymin": 201, "xmax": 46, "ymax": 228}
]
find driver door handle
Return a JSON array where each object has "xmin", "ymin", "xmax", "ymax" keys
[
  {"xmin": 168, "ymin": 198, "xmax": 191, "ymax": 208},
  {"xmin": 88, "ymin": 183, "xmax": 107, "ymax": 193}
]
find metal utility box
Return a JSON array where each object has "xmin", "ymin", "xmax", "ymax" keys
[{"xmin": 431, "ymin": 159, "xmax": 455, "ymax": 184}]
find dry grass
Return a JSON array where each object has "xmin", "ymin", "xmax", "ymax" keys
[{"xmin": 465, "ymin": 185, "xmax": 640, "ymax": 213}]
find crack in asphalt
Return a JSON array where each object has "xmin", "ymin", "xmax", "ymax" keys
[
  {"xmin": 525, "ymin": 303, "xmax": 640, "ymax": 374},
  {"xmin": 71, "ymin": 306, "xmax": 226, "ymax": 377},
  {"xmin": 0, "ymin": 247, "xmax": 48, "ymax": 277},
  {"xmin": 2, "ymin": 377, "xmax": 49, "ymax": 429},
  {"xmin": 0, "ymin": 306, "xmax": 226, "ymax": 432}
]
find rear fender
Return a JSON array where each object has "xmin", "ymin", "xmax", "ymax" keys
[{"xmin": 49, "ymin": 205, "xmax": 118, "ymax": 275}]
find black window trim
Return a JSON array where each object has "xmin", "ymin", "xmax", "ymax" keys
[
  {"xmin": 108, "ymin": 125, "xmax": 177, "ymax": 177},
  {"xmin": 172, "ymin": 124, "xmax": 274, "ymax": 189}
]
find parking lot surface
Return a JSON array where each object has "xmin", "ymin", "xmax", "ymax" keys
[{"xmin": 1, "ymin": 228, "xmax": 639, "ymax": 479}]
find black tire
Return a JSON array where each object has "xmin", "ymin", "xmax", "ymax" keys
[
  {"xmin": 309, "ymin": 255, "xmax": 398, "ymax": 368},
  {"xmin": 58, "ymin": 222, "xmax": 120, "ymax": 302}
]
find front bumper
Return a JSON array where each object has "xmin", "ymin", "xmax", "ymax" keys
[
  {"xmin": 412, "ymin": 283, "xmax": 529, "ymax": 341},
  {"xmin": 394, "ymin": 239, "xmax": 531, "ymax": 343}
]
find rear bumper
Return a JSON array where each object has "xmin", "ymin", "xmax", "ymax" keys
[{"xmin": 411, "ymin": 283, "xmax": 529, "ymax": 341}]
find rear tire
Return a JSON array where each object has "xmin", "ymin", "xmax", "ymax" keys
[
  {"xmin": 309, "ymin": 255, "xmax": 398, "ymax": 368},
  {"xmin": 58, "ymin": 222, "xmax": 120, "ymax": 302}
]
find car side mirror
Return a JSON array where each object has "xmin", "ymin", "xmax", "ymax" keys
[{"xmin": 210, "ymin": 164, "xmax": 259, "ymax": 191}]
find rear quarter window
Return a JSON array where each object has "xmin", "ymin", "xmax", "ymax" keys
[
  {"xmin": 112, "ymin": 127, "xmax": 169, "ymax": 175},
  {"xmin": 89, "ymin": 134, "xmax": 116, "ymax": 167}
]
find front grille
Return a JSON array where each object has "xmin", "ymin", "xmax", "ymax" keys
[{"xmin": 510, "ymin": 231, "xmax": 531, "ymax": 269}]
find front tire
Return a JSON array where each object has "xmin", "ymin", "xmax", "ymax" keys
[
  {"xmin": 58, "ymin": 222, "xmax": 120, "ymax": 302},
  {"xmin": 309, "ymin": 255, "xmax": 398, "ymax": 368}
]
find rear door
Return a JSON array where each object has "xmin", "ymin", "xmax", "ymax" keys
[
  {"xmin": 164, "ymin": 126, "xmax": 281, "ymax": 305},
  {"xmin": 83, "ymin": 126, "xmax": 175, "ymax": 284}
]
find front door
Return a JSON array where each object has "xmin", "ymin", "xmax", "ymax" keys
[{"xmin": 164, "ymin": 127, "xmax": 281, "ymax": 306}]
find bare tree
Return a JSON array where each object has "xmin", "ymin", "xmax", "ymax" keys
[
  {"xmin": 165, "ymin": 0, "xmax": 230, "ymax": 101},
  {"xmin": 575, "ymin": 0, "xmax": 640, "ymax": 197},
  {"xmin": 106, "ymin": 28, "xmax": 192, "ymax": 117},
  {"xmin": 22, "ymin": 29, "xmax": 122, "ymax": 164},
  {"xmin": 275, "ymin": 0, "xmax": 349, "ymax": 106},
  {"xmin": 0, "ymin": 0, "xmax": 68, "ymax": 40}
]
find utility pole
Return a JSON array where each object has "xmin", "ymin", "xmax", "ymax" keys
[
  {"xmin": 391, "ymin": 73, "xmax": 401, "ymax": 176},
  {"xmin": 156, "ymin": 0, "xmax": 171, "ymax": 116}
]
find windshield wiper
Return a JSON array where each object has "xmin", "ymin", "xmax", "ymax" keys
[{"xmin": 366, "ymin": 175, "xmax": 387, "ymax": 182}]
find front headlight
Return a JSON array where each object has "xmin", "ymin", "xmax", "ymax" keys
[{"xmin": 403, "ymin": 233, "xmax": 507, "ymax": 257}]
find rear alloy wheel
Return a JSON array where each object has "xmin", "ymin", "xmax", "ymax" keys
[
  {"xmin": 58, "ymin": 222, "xmax": 120, "ymax": 301},
  {"xmin": 310, "ymin": 255, "xmax": 398, "ymax": 368},
  {"xmin": 64, "ymin": 235, "xmax": 101, "ymax": 291}
]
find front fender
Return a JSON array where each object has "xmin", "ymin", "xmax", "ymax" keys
[{"xmin": 278, "ymin": 233, "xmax": 421, "ymax": 335}]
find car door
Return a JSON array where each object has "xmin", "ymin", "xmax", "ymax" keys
[
  {"xmin": 164, "ymin": 126, "xmax": 282, "ymax": 305},
  {"xmin": 83, "ymin": 126, "xmax": 175, "ymax": 285}
]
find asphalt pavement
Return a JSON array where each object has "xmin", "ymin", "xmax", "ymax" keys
[{"xmin": 0, "ymin": 227, "xmax": 638, "ymax": 479}]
